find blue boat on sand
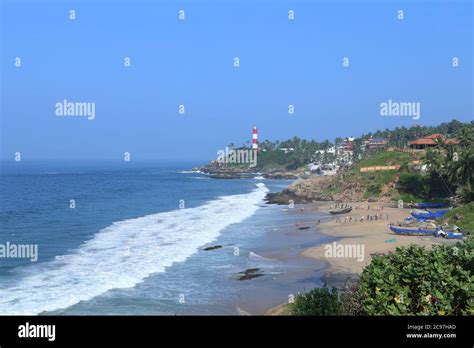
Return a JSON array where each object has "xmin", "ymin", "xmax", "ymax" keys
[
  {"xmin": 410, "ymin": 209, "xmax": 449, "ymax": 220},
  {"xmin": 389, "ymin": 225, "xmax": 464, "ymax": 239},
  {"xmin": 435, "ymin": 227, "xmax": 465, "ymax": 239},
  {"xmin": 445, "ymin": 231, "xmax": 464, "ymax": 239},
  {"xmin": 412, "ymin": 202, "xmax": 449, "ymax": 209},
  {"xmin": 389, "ymin": 225, "xmax": 437, "ymax": 236}
]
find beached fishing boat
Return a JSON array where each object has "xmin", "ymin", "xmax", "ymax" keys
[
  {"xmin": 388, "ymin": 225, "xmax": 437, "ymax": 236},
  {"xmin": 435, "ymin": 227, "xmax": 464, "ymax": 239},
  {"xmin": 411, "ymin": 209, "xmax": 449, "ymax": 220},
  {"xmin": 329, "ymin": 207, "xmax": 352, "ymax": 215},
  {"xmin": 445, "ymin": 231, "xmax": 464, "ymax": 239},
  {"xmin": 412, "ymin": 202, "xmax": 449, "ymax": 209}
]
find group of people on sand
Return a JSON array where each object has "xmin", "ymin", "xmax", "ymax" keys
[
  {"xmin": 354, "ymin": 204, "xmax": 384, "ymax": 211},
  {"xmin": 330, "ymin": 203, "xmax": 351, "ymax": 210},
  {"xmin": 296, "ymin": 201, "xmax": 389, "ymax": 227},
  {"xmin": 335, "ymin": 213, "xmax": 390, "ymax": 223}
]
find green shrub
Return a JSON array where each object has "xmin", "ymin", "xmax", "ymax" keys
[
  {"xmin": 358, "ymin": 151, "xmax": 413, "ymax": 167},
  {"xmin": 443, "ymin": 202, "xmax": 474, "ymax": 234},
  {"xmin": 358, "ymin": 240, "xmax": 474, "ymax": 315},
  {"xmin": 340, "ymin": 281, "xmax": 365, "ymax": 315},
  {"xmin": 365, "ymin": 183, "xmax": 382, "ymax": 197},
  {"xmin": 290, "ymin": 286, "xmax": 342, "ymax": 315},
  {"xmin": 398, "ymin": 173, "xmax": 428, "ymax": 197}
]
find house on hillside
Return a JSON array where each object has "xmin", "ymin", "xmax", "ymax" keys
[
  {"xmin": 315, "ymin": 146, "xmax": 336, "ymax": 155},
  {"xmin": 408, "ymin": 134, "xmax": 459, "ymax": 150},
  {"xmin": 367, "ymin": 137, "xmax": 388, "ymax": 150}
]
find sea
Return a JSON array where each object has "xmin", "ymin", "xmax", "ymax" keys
[{"xmin": 0, "ymin": 161, "xmax": 329, "ymax": 315}]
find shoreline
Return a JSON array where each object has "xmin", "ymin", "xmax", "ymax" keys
[{"xmin": 263, "ymin": 200, "xmax": 458, "ymax": 315}]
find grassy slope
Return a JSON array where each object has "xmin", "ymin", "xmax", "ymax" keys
[
  {"xmin": 443, "ymin": 202, "xmax": 474, "ymax": 233},
  {"xmin": 358, "ymin": 151, "xmax": 414, "ymax": 167},
  {"xmin": 321, "ymin": 151, "xmax": 415, "ymax": 199}
]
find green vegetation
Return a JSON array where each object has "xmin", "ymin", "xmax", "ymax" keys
[
  {"xmin": 365, "ymin": 183, "xmax": 382, "ymax": 197},
  {"xmin": 443, "ymin": 202, "xmax": 474, "ymax": 233},
  {"xmin": 358, "ymin": 151, "xmax": 413, "ymax": 167},
  {"xmin": 256, "ymin": 137, "xmax": 332, "ymax": 170},
  {"xmin": 223, "ymin": 120, "xmax": 473, "ymax": 205},
  {"xmin": 358, "ymin": 119, "xmax": 468, "ymax": 149},
  {"xmin": 290, "ymin": 286, "xmax": 342, "ymax": 315},
  {"xmin": 358, "ymin": 241, "xmax": 473, "ymax": 315},
  {"xmin": 419, "ymin": 124, "xmax": 474, "ymax": 203},
  {"xmin": 361, "ymin": 121, "xmax": 474, "ymax": 203},
  {"xmin": 290, "ymin": 240, "xmax": 474, "ymax": 316},
  {"xmin": 391, "ymin": 192, "xmax": 423, "ymax": 204}
]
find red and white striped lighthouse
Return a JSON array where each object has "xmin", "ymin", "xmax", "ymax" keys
[{"xmin": 252, "ymin": 125, "xmax": 258, "ymax": 150}]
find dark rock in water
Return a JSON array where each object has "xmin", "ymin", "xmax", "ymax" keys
[
  {"xmin": 203, "ymin": 245, "xmax": 222, "ymax": 251},
  {"xmin": 265, "ymin": 192, "xmax": 298, "ymax": 205},
  {"xmin": 238, "ymin": 268, "xmax": 260, "ymax": 275},
  {"xmin": 238, "ymin": 273, "xmax": 264, "ymax": 281},
  {"xmin": 236, "ymin": 268, "xmax": 264, "ymax": 281},
  {"xmin": 210, "ymin": 173, "xmax": 240, "ymax": 179},
  {"xmin": 298, "ymin": 226, "xmax": 310, "ymax": 230},
  {"xmin": 263, "ymin": 172, "xmax": 299, "ymax": 179}
]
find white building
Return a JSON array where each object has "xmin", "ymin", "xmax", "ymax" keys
[{"xmin": 279, "ymin": 147, "xmax": 295, "ymax": 154}]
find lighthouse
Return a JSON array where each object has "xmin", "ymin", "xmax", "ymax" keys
[{"xmin": 252, "ymin": 125, "xmax": 258, "ymax": 150}]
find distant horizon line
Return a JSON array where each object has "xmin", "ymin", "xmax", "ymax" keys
[{"xmin": 0, "ymin": 159, "xmax": 208, "ymax": 163}]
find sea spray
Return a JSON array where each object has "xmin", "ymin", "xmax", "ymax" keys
[{"xmin": 0, "ymin": 184, "xmax": 269, "ymax": 315}]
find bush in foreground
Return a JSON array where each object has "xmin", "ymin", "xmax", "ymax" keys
[
  {"xmin": 358, "ymin": 239, "xmax": 473, "ymax": 315},
  {"xmin": 290, "ymin": 286, "xmax": 342, "ymax": 315},
  {"xmin": 290, "ymin": 239, "xmax": 473, "ymax": 316}
]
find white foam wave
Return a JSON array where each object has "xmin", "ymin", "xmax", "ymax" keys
[
  {"xmin": 0, "ymin": 184, "xmax": 269, "ymax": 315},
  {"xmin": 248, "ymin": 251, "xmax": 278, "ymax": 263},
  {"xmin": 179, "ymin": 170, "xmax": 205, "ymax": 174}
]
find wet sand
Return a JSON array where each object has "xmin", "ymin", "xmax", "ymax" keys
[
  {"xmin": 262, "ymin": 201, "xmax": 457, "ymax": 315},
  {"xmin": 301, "ymin": 201, "xmax": 456, "ymax": 275},
  {"xmin": 236, "ymin": 203, "xmax": 331, "ymax": 315}
]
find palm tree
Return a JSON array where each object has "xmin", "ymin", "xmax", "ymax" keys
[{"xmin": 456, "ymin": 126, "xmax": 474, "ymax": 150}]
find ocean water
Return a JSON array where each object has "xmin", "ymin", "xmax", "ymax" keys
[{"xmin": 0, "ymin": 161, "xmax": 328, "ymax": 315}]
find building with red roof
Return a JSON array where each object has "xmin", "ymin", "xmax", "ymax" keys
[{"xmin": 408, "ymin": 134, "xmax": 459, "ymax": 150}]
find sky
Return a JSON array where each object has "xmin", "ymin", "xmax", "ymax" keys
[{"xmin": 1, "ymin": 0, "xmax": 473, "ymax": 161}]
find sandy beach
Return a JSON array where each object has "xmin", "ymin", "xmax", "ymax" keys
[
  {"xmin": 264, "ymin": 200, "xmax": 457, "ymax": 315},
  {"xmin": 301, "ymin": 201, "xmax": 456, "ymax": 275}
]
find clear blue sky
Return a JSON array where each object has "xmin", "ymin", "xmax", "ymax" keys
[{"xmin": 1, "ymin": 0, "xmax": 472, "ymax": 161}]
